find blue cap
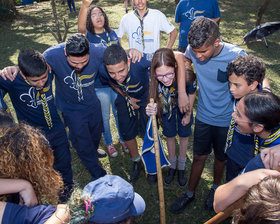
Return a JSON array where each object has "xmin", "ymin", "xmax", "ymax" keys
[{"xmin": 82, "ymin": 175, "xmax": 145, "ymax": 223}]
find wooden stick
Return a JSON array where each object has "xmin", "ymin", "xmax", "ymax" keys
[
  {"xmin": 204, "ymin": 197, "xmax": 244, "ymax": 224},
  {"xmin": 150, "ymin": 98, "xmax": 166, "ymax": 224}
]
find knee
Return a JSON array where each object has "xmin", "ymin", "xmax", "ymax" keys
[{"xmin": 193, "ymin": 155, "xmax": 207, "ymax": 164}]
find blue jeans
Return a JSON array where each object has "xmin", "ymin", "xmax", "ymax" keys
[{"xmin": 95, "ymin": 87, "xmax": 124, "ymax": 144}]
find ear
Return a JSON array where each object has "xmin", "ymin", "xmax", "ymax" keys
[
  {"xmin": 19, "ymin": 71, "xmax": 26, "ymax": 80},
  {"xmin": 127, "ymin": 58, "xmax": 131, "ymax": 68},
  {"xmin": 214, "ymin": 38, "xmax": 220, "ymax": 47},
  {"xmin": 64, "ymin": 48, "xmax": 67, "ymax": 57},
  {"xmin": 252, "ymin": 123, "xmax": 264, "ymax": 133},
  {"xmin": 249, "ymin": 81, "xmax": 258, "ymax": 91},
  {"xmin": 46, "ymin": 63, "xmax": 52, "ymax": 73}
]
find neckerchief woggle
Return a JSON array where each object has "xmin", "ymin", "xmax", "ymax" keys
[{"xmin": 95, "ymin": 29, "xmax": 112, "ymax": 47}]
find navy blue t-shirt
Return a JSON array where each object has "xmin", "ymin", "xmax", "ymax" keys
[
  {"xmin": 99, "ymin": 56, "xmax": 151, "ymax": 107},
  {"xmin": 0, "ymin": 71, "xmax": 64, "ymax": 134},
  {"xmin": 43, "ymin": 43, "xmax": 105, "ymax": 112}
]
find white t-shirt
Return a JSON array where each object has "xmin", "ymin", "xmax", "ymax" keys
[{"xmin": 117, "ymin": 9, "xmax": 175, "ymax": 54}]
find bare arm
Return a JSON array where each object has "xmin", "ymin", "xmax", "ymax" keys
[
  {"xmin": 0, "ymin": 179, "xmax": 38, "ymax": 206},
  {"xmin": 166, "ymin": 28, "xmax": 178, "ymax": 49},
  {"xmin": 212, "ymin": 17, "xmax": 220, "ymax": 24},
  {"xmin": 213, "ymin": 169, "xmax": 280, "ymax": 213},
  {"xmin": 118, "ymin": 37, "xmax": 122, "ymax": 47},
  {"xmin": 78, "ymin": 0, "xmax": 93, "ymax": 34}
]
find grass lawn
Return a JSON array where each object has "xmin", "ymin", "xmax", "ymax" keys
[{"xmin": 0, "ymin": 0, "xmax": 279, "ymax": 223}]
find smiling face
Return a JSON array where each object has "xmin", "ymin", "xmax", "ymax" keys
[
  {"xmin": 66, "ymin": 54, "xmax": 90, "ymax": 73},
  {"xmin": 91, "ymin": 7, "xmax": 105, "ymax": 33},
  {"xmin": 106, "ymin": 61, "xmax": 129, "ymax": 83},
  {"xmin": 134, "ymin": 0, "xmax": 147, "ymax": 12},
  {"xmin": 229, "ymin": 73, "xmax": 258, "ymax": 99},
  {"xmin": 155, "ymin": 65, "xmax": 175, "ymax": 87},
  {"xmin": 232, "ymin": 98, "xmax": 253, "ymax": 134}
]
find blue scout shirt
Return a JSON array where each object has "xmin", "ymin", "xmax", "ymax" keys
[
  {"xmin": 43, "ymin": 43, "xmax": 105, "ymax": 112},
  {"xmin": 99, "ymin": 56, "xmax": 151, "ymax": 107},
  {"xmin": 244, "ymin": 126, "xmax": 280, "ymax": 173},
  {"xmin": 87, "ymin": 29, "xmax": 120, "ymax": 89},
  {"xmin": 0, "ymin": 71, "xmax": 64, "ymax": 134},
  {"xmin": 175, "ymin": 0, "xmax": 220, "ymax": 47}
]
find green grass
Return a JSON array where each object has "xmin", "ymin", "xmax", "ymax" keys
[{"xmin": 0, "ymin": 0, "xmax": 280, "ymax": 223}]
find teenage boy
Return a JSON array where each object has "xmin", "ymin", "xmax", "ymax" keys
[
  {"xmin": 117, "ymin": 0, "xmax": 177, "ymax": 54},
  {"xmin": 99, "ymin": 45, "xmax": 150, "ymax": 182},
  {"xmin": 235, "ymin": 91, "xmax": 280, "ymax": 173},
  {"xmin": 0, "ymin": 34, "xmax": 107, "ymax": 181},
  {"xmin": 0, "ymin": 50, "xmax": 73, "ymax": 201},
  {"xmin": 170, "ymin": 17, "xmax": 246, "ymax": 213},
  {"xmin": 224, "ymin": 54, "xmax": 266, "ymax": 181}
]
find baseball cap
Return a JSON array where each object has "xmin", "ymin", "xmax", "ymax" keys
[{"xmin": 82, "ymin": 175, "xmax": 145, "ymax": 223}]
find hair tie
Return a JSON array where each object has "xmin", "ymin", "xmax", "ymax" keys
[{"xmin": 85, "ymin": 199, "xmax": 92, "ymax": 213}]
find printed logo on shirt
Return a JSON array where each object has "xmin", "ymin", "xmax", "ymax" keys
[
  {"xmin": 132, "ymin": 26, "xmax": 143, "ymax": 45},
  {"xmin": 64, "ymin": 70, "xmax": 95, "ymax": 90},
  {"xmin": 20, "ymin": 86, "xmax": 53, "ymax": 108},
  {"xmin": 184, "ymin": 7, "xmax": 205, "ymax": 20}
]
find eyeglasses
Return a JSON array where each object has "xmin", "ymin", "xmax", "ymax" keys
[
  {"xmin": 91, "ymin": 13, "xmax": 104, "ymax": 19},
  {"xmin": 153, "ymin": 72, "xmax": 175, "ymax": 80}
]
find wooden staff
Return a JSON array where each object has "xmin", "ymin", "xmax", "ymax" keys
[
  {"xmin": 204, "ymin": 197, "xmax": 244, "ymax": 224},
  {"xmin": 150, "ymin": 98, "xmax": 166, "ymax": 224}
]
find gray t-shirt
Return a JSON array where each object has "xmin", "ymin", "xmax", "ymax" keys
[{"xmin": 185, "ymin": 42, "xmax": 246, "ymax": 127}]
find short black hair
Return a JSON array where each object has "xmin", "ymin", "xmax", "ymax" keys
[
  {"xmin": 227, "ymin": 54, "xmax": 265, "ymax": 85},
  {"xmin": 103, "ymin": 45, "xmax": 127, "ymax": 66},
  {"xmin": 18, "ymin": 50, "xmax": 47, "ymax": 77},
  {"xmin": 65, "ymin": 33, "xmax": 89, "ymax": 57},
  {"xmin": 188, "ymin": 17, "xmax": 220, "ymax": 49},
  {"xmin": 244, "ymin": 91, "xmax": 280, "ymax": 131}
]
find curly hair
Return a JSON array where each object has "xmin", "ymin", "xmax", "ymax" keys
[
  {"xmin": 86, "ymin": 6, "xmax": 111, "ymax": 35},
  {"xmin": 0, "ymin": 123, "xmax": 63, "ymax": 204},
  {"xmin": 232, "ymin": 175, "xmax": 280, "ymax": 224},
  {"xmin": 227, "ymin": 54, "xmax": 266, "ymax": 85}
]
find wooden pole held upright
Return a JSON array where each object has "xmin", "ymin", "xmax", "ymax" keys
[{"xmin": 150, "ymin": 98, "xmax": 166, "ymax": 224}]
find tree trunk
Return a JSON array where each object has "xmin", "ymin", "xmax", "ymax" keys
[{"xmin": 256, "ymin": 0, "xmax": 271, "ymax": 26}]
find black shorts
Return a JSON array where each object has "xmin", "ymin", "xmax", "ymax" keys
[{"xmin": 193, "ymin": 118, "xmax": 228, "ymax": 161}]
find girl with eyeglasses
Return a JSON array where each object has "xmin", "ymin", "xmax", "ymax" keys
[
  {"xmin": 78, "ymin": 0, "xmax": 128, "ymax": 158},
  {"xmin": 146, "ymin": 48, "xmax": 196, "ymax": 186}
]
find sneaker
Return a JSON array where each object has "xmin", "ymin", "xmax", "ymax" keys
[
  {"xmin": 170, "ymin": 193, "xmax": 195, "ymax": 214},
  {"xmin": 164, "ymin": 168, "xmax": 176, "ymax": 184},
  {"xmin": 129, "ymin": 160, "xmax": 143, "ymax": 182},
  {"xmin": 120, "ymin": 141, "xmax": 129, "ymax": 153},
  {"xmin": 106, "ymin": 144, "xmax": 118, "ymax": 157},
  {"xmin": 204, "ymin": 188, "xmax": 215, "ymax": 210},
  {"xmin": 97, "ymin": 148, "xmax": 107, "ymax": 158},
  {"xmin": 178, "ymin": 170, "xmax": 187, "ymax": 186},
  {"xmin": 147, "ymin": 174, "xmax": 157, "ymax": 185}
]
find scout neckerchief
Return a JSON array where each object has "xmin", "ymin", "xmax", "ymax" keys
[
  {"xmin": 134, "ymin": 8, "xmax": 149, "ymax": 50},
  {"xmin": 117, "ymin": 66, "xmax": 135, "ymax": 117},
  {"xmin": 25, "ymin": 78, "xmax": 53, "ymax": 129},
  {"xmin": 225, "ymin": 99, "xmax": 238, "ymax": 153},
  {"xmin": 95, "ymin": 29, "xmax": 111, "ymax": 47},
  {"xmin": 76, "ymin": 72, "xmax": 84, "ymax": 102},
  {"xmin": 160, "ymin": 85, "xmax": 172, "ymax": 120},
  {"xmin": 254, "ymin": 127, "xmax": 280, "ymax": 156}
]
